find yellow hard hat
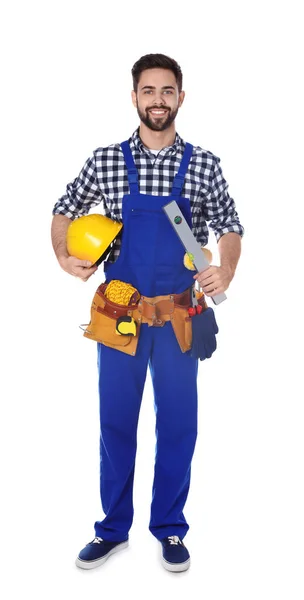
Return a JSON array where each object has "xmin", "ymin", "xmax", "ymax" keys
[{"xmin": 66, "ymin": 214, "xmax": 123, "ymax": 265}]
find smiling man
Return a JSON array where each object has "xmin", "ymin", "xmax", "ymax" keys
[
  {"xmin": 51, "ymin": 53, "xmax": 244, "ymax": 573},
  {"xmin": 134, "ymin": 72, "xmax": 181, "ymax": 134}
]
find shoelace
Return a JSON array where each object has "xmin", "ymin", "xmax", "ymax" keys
[
  {"xmin": 91, "ymin": 535, "xmax": 182, "ymax": 545},
  {"xmin": 167, "ymin": 535, "xmax": 182, "ymax": 545}
]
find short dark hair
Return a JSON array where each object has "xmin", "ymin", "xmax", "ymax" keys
[{"xmin": 131, "ymin": 53, "xmax": 183, "ymax": 93}]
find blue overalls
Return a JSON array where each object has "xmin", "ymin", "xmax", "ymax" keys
[{"xmin": 94, "ymin": 140, "xmax": 199, "ymax": 542}]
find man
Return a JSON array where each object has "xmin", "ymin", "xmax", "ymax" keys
[{"xmin": 51, "ymin": 53, "xmax": 244, "ymax": 572}]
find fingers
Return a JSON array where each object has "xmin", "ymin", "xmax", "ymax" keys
[
  {"xmin": 74, "ymin": 265, "xmax": 98, "ymax": 281},
  {"xmin": 81, "ymin": 271, "xmax": 97, "ymax": 282},
  {"xmin": 194, "ymin": 276, "xmax": 216, "ymax": 293},
  {"xmin": 204, "ymin": 286, "xmax": 218, "ymax": 297},
  {"xmin": 74, "ymin": 259, "xmax": 94, "ymax": 268},
  {"xmin": 194, "ymin": 265, "xmax": 232, "ymax": 297},
  {"xmin": 193, "ymin": 266, "xmax": 215, "ymax": 283},
  {"xmin": 64, "ymin": 256, "xmax": 98, "ymax": 280},
  {"xmin": 194, "ymin": 275, "xmax": 220, "ymax": 296},
  {"xmin": 194, "ymin": 266, "xmax": 220, "ymax": 296}
]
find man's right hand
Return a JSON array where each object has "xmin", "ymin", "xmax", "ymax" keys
[{"xmin": 59, "ymin": 255, "xmax": 98, "ymax": 282}]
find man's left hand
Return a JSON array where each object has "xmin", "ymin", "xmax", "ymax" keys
[{"xmin": 193, "ymin": 265, "xmax": 233, "ymax": 297}]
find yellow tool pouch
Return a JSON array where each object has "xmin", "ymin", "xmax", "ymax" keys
[{"xmin": 82, "ymin": 282, "xmax": 142, "ymax": 356}]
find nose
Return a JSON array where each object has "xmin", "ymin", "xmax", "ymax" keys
[
  {"xmin": 151, "ymin": 102, "xmax": 168, "ymax": 110},
  {"xmin": 153, "ymin": 91, "xmax": 167, "ymax": 105}
]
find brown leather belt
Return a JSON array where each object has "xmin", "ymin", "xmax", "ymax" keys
[
  {"xmin": 137, "ymin": 290, "xmax": 192, "ymax": 327},
  {"xmin": 95, "ymin": 284, "xmax": 207, "ymax": 327}
]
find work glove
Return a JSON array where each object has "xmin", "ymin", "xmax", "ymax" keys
[{"xmin": 190, "ymin": 307, "xmax": 219, "ymax": 360}]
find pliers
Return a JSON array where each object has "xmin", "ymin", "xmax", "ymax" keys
[{"xmin": 188, "ymin": 283, "xmax": 203, "ymax": 317}]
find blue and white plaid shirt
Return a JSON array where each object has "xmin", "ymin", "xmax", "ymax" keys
[{"xmin": 53, "ymin": 127, "xmax": 244, "ymax": 262}]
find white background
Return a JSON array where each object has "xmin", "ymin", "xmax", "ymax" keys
[{"xmin": 1, "ymin": 0, "xmax": 303, "ymax": 598}]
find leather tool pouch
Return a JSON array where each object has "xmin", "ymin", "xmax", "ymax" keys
[
  {"xmin": 138, "ymin": 290, "xmax": 208, "ymax": 354},
  {"xmin": 170, "ymin": 290, "xmax": 207, "ymax": 353},
  {"xmin": 170, "ymin": 306, "xmax": 193, "ymax": 353},
  {"xmin": 82, "ymin": 283, "xmax": 141, "ymax": 356},
  {"xmin": 82, "ymin": 284, "xmax": 207, "ymax": 356}
]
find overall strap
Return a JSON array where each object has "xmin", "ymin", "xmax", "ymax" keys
[
  {"xmin": 120, "ymin": 141, "xmax": 140, "ymax": 194},
  {"xmin": 171, "ymin": 142, "xmax": 194, "ymax": 196}
]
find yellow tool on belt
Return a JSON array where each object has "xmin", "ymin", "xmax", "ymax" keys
[
  {"xmin": 116, "ymin": 316, "xmax": 137, "ymax": 336},
  {"xmin": 104, "ymin": 280, "xmax": 140, "ymax": 336},
  {"xmin": 105, "ymin": 280, "xmax": 139, "ymax": 305}
]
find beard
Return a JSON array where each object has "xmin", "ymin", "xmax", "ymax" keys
[{"xmin": 136, "ymin": 103, "xmax": 179, "ymax": 131}]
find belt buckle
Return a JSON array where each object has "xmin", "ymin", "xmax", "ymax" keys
[
  {"xmin": 152, "ymin": 316, "xmax": 165, "ymax": 327},
  {"xmin": 152, "ymin": 305, "xmax": 165, "ymax": 327}
]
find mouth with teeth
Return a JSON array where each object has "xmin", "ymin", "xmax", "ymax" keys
[{"xmin": 149, "ymin": 109, "xmax": 168, "ymax": 117}]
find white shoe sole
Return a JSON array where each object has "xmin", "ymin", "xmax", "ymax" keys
[
  {"xmin": 162, "ymin": 556, "xmax": 191, "ymax": 572},
  {"xmin": 75, "ymin": 540, "xmax": 129, "ymax": 570}
]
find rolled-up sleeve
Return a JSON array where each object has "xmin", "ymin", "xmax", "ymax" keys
[
  {"xmin": 52, "ymin": 155, "xmax": 103, "ymax": 220},
  {"xmin": 202, "ymin": 157, "xmax": 245, "ymax": 241}
]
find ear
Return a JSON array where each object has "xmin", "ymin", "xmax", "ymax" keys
[
  {"xmin": 131, "ymin": 90, "xmax": 137, "ymax": 108},
  {"xmin": 178, "ymin": 91, "xmax": 185, "ymax": 108}
]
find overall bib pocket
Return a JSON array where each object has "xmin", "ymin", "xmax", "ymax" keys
[{"xmin": 126, "ymin": 208, "xmax": 159, "ymax": 266}]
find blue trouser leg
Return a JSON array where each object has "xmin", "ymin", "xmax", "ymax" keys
[
  {"xmin": 94, "ymin": 326, "xmax": 152, "ymax": 541},
  {"xmin": 148, "ymin": 322, "xmax": 198, "ymax": 541}
]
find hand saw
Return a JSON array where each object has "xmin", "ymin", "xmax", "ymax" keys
[{"xmin": 163, "ymin": 200, "xmax": 227, "ymax": 305}]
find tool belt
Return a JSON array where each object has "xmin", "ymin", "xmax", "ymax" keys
[{"xmin": 82, "ymin": 282, "xmax": 208, "ymax": 356}]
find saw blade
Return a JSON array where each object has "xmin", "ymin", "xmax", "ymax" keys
[{"xmin": 163, "ymin": 200, "xmax": 227, "ymax": 305}]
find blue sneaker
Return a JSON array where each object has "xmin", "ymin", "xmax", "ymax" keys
[
  {"xmin": 75, "ymin": 537, "xmax": 129, "ymax": 570},
  {"xmin": 160, "ymin": 535, "xmax": 190, "ymax": 572}
]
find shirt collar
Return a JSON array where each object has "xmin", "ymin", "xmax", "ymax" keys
[{"xmin": 130, "ymin": 126, "xmax": 184, "ymax": 156}]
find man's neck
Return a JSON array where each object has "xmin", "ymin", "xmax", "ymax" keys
[{"xmin": 138, "ymin": 122, "xmax": 176, "ymax": 150}]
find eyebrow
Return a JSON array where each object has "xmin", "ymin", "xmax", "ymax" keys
[{"xmin": 140, "ymin": 85, "xmax": 176, "ymax": 91}]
